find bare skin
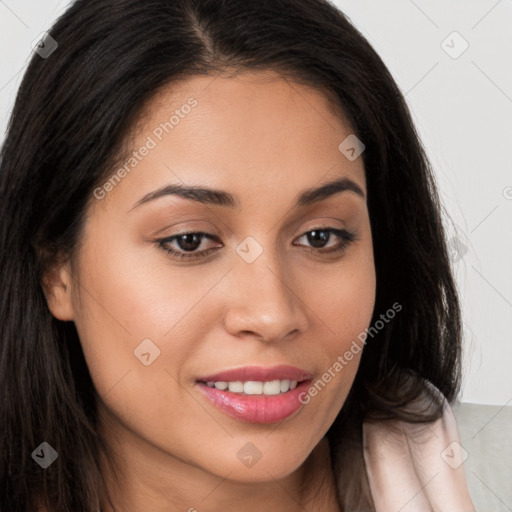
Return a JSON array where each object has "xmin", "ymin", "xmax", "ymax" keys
[{"xmin": 43, "ymin": 70, "xmax": 376, "ymax": 511}]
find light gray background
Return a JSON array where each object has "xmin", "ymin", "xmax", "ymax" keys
[{"xmin": 1, "ymin": 1, "xmax": 511, "ymax": 406}]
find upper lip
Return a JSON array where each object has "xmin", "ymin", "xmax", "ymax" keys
[{"xmin": 196, "ymin": 365, "xmax": 313, "ymax": 383}]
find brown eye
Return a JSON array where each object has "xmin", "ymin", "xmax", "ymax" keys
[
  {"xmin": 293, "ymin": 227, "xmax": 357, "ymax": 254},
  {"xmin": 158, "ymin": 232, "xmax": 222, "ymax": 260}
]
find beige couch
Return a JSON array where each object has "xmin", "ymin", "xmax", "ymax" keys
[{"xmin": 452, "ymin": 402, "xmax": 512, "ymax": 511}]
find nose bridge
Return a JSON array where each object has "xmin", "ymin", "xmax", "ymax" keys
[{"xmin": 224, "ymin": 235, "xmax": 309, "ymax": 341}]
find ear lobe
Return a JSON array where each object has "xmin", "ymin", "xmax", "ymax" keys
[{"xmin": 41, "ymin": 261, "xmax": 75, "ymax": 321}]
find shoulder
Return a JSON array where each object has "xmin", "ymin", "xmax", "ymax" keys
[{"xmin": 362, "ymin": 386, "xmax": 476, "ymax": 512}]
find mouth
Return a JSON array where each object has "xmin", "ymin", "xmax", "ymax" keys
[{"xmin": 195, "ymin": 365, "xmax": 313, "ymax": 424}]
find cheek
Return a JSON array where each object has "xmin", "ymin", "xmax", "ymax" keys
[
  {"xmin": 70, "ymin": 251, "xmax": 205, "ymax": 457},
  {"xmin": 296, "ymin": 250, "xmax": 376, "ymax": 417},
  {"xmin": 68, "ymin": 237, "xmax": 194, "ymax": 400},
  {"xmin": 307, "ymin": 250, "xmax": 376, "ymax": 354}
]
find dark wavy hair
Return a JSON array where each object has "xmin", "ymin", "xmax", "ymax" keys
[{"xmin": 0, "ymin": 0, "xmax": 463, "ymax": 510}]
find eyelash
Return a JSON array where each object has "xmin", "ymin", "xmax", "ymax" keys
[{"xmin": 156, "ymin": 227, "xmax": 358, "ymax": 262}]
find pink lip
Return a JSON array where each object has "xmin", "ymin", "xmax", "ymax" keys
[
  {"xmin": 196, "ymin": 381, "xmax": 312, "ymax": 424},
  {"xmin": 195, "ymin": 365, "xmax": 314, "ymax": 424},
  {"xmin": 196, "ymin": 364, "xmax": 313, "ymax": 383}
]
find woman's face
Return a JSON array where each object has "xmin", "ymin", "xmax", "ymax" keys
[{"xmin": 47, "ymin": 70, "xmax": 376, "ymax": 486}]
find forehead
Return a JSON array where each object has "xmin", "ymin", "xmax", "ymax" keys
[{"xmin": 104, "ymin": 69, "xmax": 366, "ymax": 210}]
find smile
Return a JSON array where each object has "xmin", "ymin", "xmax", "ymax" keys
[{"xmin": 195, "ymin": 365, "xmax": 313, "ymax": 424}]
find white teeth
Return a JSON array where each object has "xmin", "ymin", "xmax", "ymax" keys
[
  {"xmin": 263, "ymin": 380, "xmax": 281, "ymax": 395},
  {"xmin": 205, "ymin": 379, "xmax": 299, "ymax": 395},
  {"xmin": 228, "ymin": 381, "xmax": 244, "ymax": 393},
  {"xmin": 244, "ymin": 381, "xmax": 263, "ymax": 395},
  {"xmin": 280, "ymin": 379, "xmax": 290, "ymax": 392}
]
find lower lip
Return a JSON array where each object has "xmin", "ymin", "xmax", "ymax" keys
[{"xmin": 195, "ymin": 380, "xmax": 312, "ymax": 424}]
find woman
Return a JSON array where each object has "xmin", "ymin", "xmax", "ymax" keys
[{"xmin": 0, "ymin": 0, "xmax": 475, "ymax": 510}]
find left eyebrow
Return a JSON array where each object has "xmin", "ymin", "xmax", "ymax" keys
[
  {"xmin": 129, "ymin": 176, "xmax": 366, "ymax": 212},
  {"xmin": 296, "ymin": 176, "xmax": 366, "ymax": 207}
]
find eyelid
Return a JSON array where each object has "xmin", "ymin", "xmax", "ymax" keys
[{"xmin": 151, "ymin": 220, "xmax": 217, "ymax": 238}]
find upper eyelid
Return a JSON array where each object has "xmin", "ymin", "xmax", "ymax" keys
[{"xmin": 164, "ymin": 217, "xmax": 347, "ymax": 237}]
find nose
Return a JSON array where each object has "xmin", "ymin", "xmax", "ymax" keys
[{"xmin": 223, "ymin": 245, "xmax": 309, "ymax": 343}]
